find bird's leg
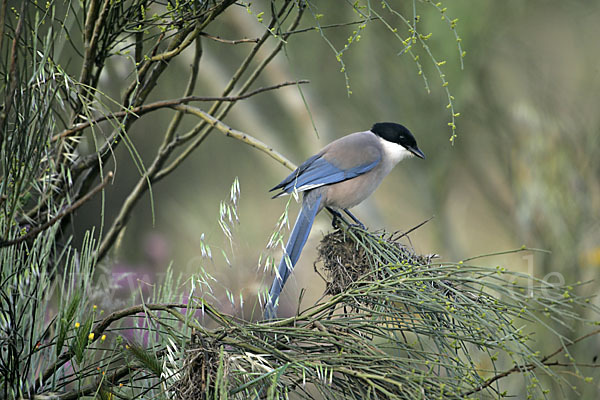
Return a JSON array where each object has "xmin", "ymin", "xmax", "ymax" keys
[
  {"xmin": 343, "ymin": 208, "xmax": 366, "ymax": 229},
  {"xmin": 326, "ymin": 207, "xmax": 351, "ymax": 228}
]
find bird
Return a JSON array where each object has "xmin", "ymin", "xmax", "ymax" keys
[{"xmin": 264, "ymin": 122, "xmax": 425, "ymax": 319}]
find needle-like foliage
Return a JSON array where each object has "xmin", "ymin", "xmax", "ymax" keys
[{"xmin": 164, "ymin": 227, "xmax": 599, "ymax": 399}]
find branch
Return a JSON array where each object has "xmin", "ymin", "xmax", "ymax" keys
[
  {"xmin": 90, "ymin": 304, "xmax": 204, "ymax": 340},
  {"xmin": 148, "ymin": 0, "xmax": 237, "ymax": 62},
  {"xmin": 197, "ymin": 19, "xmax": 377, "ymax": 45},
  {"xmin": 283, "ymin": 18, "xmax": 376, "ymax": 36},
  {"xmin": 93, "ymin": 1, "xmax": 299, "ymax": 261},
  {"xmin": 57, "ymin": 364, "xmax": 135, "ymax": 400},
  {"xmin": 52, "ymin": 80, "xmax": 309, "ymax": 142},
  {"xmin": 52, "ymin": 301, "xmax": 234, "ymax": 399},
  {"xmin": 161, "ymin": 36, "xmax": 203, "ymax": 148},
  {"xmin": 34, "ymin": 303, "xmax": 201, "ymax": 393},
  {"xmin": 159, "ymin": 105, "xmax": 297, "ymax": 179},
  {"xmin": 0, "ymin": 172, "xmax": 113, "ymax": 248},
  {"xmin": 94, "ymin": 102, "xmax": 298, "ymax": 260},
  {"xmin": 79, "ymin": 0, "xmax": 109, "ymax": 87},
  {"xmin": 463, "ymin": 328, "xmax": 600, "ymax": 396},
  {"xmin": 52, "ymin": 28, "xmax": 189, "ymax": 247},
  {"xmin": 61, "ymin": 1, "xmax": 241, "ymax": 243},
  {"xmin": 157, "ymin": 1, "xmax": 305, "ymax": 179},
  {"xmin": 148, "ymin": 24, "xmax": 203, "ymax": 62},
  {"xmin": 200, "ymin": 31, "xmax": 260, "ymax": 44}
]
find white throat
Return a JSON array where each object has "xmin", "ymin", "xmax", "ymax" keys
[{"xmin": 378, "ymin": 136, "xmax": 413, "ymax": 167}]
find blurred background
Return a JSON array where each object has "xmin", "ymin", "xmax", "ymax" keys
[{"xmin": 72, "ymin": 0, "xmax": 600, "ymax": 393}]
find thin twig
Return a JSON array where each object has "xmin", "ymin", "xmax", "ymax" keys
[
  {"xmin": 540, "ymin": 328, "xmax": 600, "ymax": 363},
  {"xmin": 463, "ymin": 328, "xmax": 600, "ymax": 396},
  {"xmin": 0, "ymin": 172, "xmax": 113, "ymax": 247},
  {"xmin": 148, "ymin": 1, "xmax": 237, "ymax": 62},
  {"xmin": 168, "ymin": 105, "xmax": 296, "ymax": 173},
  {"xmin": 461, "ymin": 246, "xmax": 551, "ymax": 263},
  {"xmin": 200, "ymin": 31, "xmax": 260, "ymax": 44},
  {"xmin": 283, "ymin": 17, "xmax": 377, "ymax": 36},
  {"xmin": 391, "ymin": 216, "xmax": 434, "ymax": 241},
  {"xmin": 161, "ymin": 36, "xmax": 203, "ymax": 148},
  {"xmin": 52, "ymin": 80, "xmax": 309, "ymax": 142}
]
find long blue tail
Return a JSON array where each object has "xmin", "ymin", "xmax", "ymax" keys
[{"xmin": 264, "ymin": 193, "xmax": 322, "ymax": 319}]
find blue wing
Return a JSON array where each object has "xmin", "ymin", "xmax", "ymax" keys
[{"xmin": 270, "ymin": 154, "xmax": 380, "ymax": 198}]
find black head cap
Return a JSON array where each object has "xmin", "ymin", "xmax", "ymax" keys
[{"xmin": 371, "ymin": 122, "xmax": 425, "ymax": 159}]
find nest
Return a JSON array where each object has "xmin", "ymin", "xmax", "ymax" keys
[
  {"xmin": 316, "ymin": 228, "xmax": 437, "ymax": 296},
  {"xmin": 173, "ymin": 333, "xmax": 226, "ymax": 400}
]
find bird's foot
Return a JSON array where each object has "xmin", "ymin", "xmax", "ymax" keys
[
  {"xmin": 327, "ymin": 207, "xmax": 349, "ymax": 229},
  {"xmin": 331, "ymin": 215, "xmax": 345, "ymax": 228},
  {"xmin": 347, "ymin": 222, "xmax": 366, "ymax": 230},
  {"xmin": 327, "ymin": 207, "xmax": 368, "ymax": 230},
  {"xmin": 343, "ymin": 209, "xmax": 366, "ymax": 230}
]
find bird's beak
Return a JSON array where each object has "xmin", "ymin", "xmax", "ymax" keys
[{"xmin": 408, "ymin": 146, "xmax": 425, "ymax": 159}]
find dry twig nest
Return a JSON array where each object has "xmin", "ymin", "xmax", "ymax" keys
[
  {"xmin": 316, "ymin": 228, "xmax": 437, "ymax": 296},
  {"xmin": 173, "ymin": 334, "xmax": 225, "ymax": 400}
]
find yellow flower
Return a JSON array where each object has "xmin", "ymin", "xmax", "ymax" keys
[
  {"xmin": 88, "ymin": 332, "xmax": 95, "ymax": 341},
  {"xmin": 101, "ymin": 334, "xmax": 106, "ymax": 341},
  {"xmin": 75, "ymin": 322, "xmax": 80, "ymax": 328}
]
